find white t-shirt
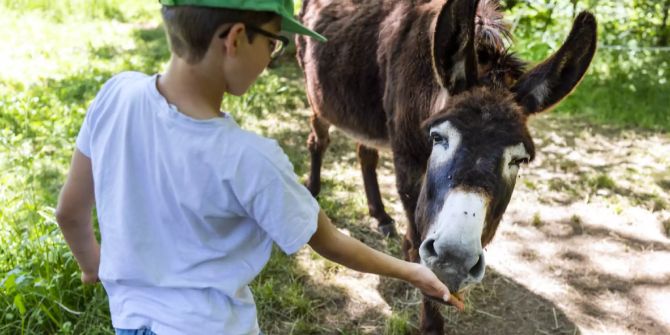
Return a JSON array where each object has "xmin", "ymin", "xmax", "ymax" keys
[{"xmin": 76, "ymin": 71, "xmax": 319, "ymax": 335}]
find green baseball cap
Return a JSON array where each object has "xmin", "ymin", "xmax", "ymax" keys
[{"xmin": 159, "ymin": 0, "xmax": 327, "ymax": 42}]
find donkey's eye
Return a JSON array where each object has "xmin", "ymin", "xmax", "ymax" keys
[{"xmin": 430, "ymin": 132, "xmax": 447, "ymax": 146}]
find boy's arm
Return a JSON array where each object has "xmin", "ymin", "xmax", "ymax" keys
[
  {"xmin": 308, "ymin": 209, "xmax": 455, "ymax": 305},
  {"xmin": 55, "ymin": 149, "xmax": 100, "ymax": 284}
]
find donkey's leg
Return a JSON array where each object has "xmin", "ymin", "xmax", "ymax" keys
[
  {"xmin": 305, "ymin": 114, "xmax": 331, "ymax": 197},
  {"xmin": 393, "ymin": 154, "xmax": 446, "ymax": 334},
  {"xmin": 356, "ymin": 144, "xmax": 397, "ymax": 237},
  {"xmin": 420, "ymin": 299, "xmax": 445, "ymax": 335},
  {"xmin": 393, "ymin": 155, "xmax": 423, "ymax": 262}
]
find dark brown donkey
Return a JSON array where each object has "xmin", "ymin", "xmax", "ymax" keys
[{"xmin": 297, "ymin": 0, "xmax": 596, "ymax": 333}]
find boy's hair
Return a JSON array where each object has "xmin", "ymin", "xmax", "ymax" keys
[{"xmin": 161, "ymin": 6, "xmax": 278, "ymax": 64}]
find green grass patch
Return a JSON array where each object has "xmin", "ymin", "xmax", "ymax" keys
[
  {"xmin": 0, "ymin": 0, "xmax": 157, "ymax": 22},
  {"xmin": 2, "ymin": 1, "xmax": 668, "ymax": 333},
  {"xmin": 384, "ymin": 311, "xmax": 413, "ymax": 335},
  {"xmin": 253, "ymin": 248, "xmax": 323, "ymax": 334},
  {"xmin": 0, "ymin": 4, "xmax": 313, "ymax": 333},
  {"xmin": 508, "ymin": 5, "xmax": 670, "ymax": 132},
  {"xmin": 555, "ymin": 50, "xmax": 670, "ymax": 131},
  {"xmin": 589, "ymin": 173, "xmax": 617, "ymax": 190}
]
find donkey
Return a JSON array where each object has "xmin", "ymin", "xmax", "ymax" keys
[
  {"xmin": 297, "ymin": 0, "xmax": 597, "ymax": 333},
  {"xmin": 298, "ymin": 0, "xmax": 522, "ymax": 237}
]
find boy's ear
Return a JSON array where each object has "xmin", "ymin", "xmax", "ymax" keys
[
  {"xmin": 220, "ymin": 23, "xmax": 246, "ymax": 56},
  {"xmin": 512, "ymin": 12, "xmax": 597, "ymax": 115}
]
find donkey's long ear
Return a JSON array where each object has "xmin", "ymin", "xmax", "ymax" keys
[
  {"xmin": 432, "ymin": 0, "xmax": 479, "ymax": 95},
  {"xmin": 512, "ymin": 12, "xmax": 597, "ymax": 115}
]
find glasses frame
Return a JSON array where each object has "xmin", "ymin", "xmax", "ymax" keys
[{"xmin": 219, "ymin": 24, "xmax": 289, "ymax": 61}]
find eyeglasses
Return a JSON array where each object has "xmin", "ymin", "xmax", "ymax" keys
[
  {"xmin": 219, "ymin": 25, "xmax": 289, "ymax": 61},
  {"xmin": 246, "ymin": 26, "xmax": 289, "ymax": 60}
]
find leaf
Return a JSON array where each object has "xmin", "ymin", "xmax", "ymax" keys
[{"xmin": 14, "ymin": 294, "xmax": 26, "ymax": 316}]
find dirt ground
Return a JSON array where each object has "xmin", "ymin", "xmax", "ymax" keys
[{"xmin": 259, "ymin": 110, "xmax": 670, "ymax": 334}]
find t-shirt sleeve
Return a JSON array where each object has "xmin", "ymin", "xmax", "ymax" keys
[
  {"xmin": 75, "ymin": 98, "xmax": 96, "ymax": 157},
  {"xmin": 236, "ymin": 141, "xmax": 320, "ymax": 255},
  {"xmin": 75, "ymin": 72, "xmax": 139, "ymax": 158}
]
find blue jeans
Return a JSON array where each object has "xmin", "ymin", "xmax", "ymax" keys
[
  {"xmin": 115, "ymin": 329, "xmax": 156, "ymax": 335},
  {"xmin": 115, "ymin": 328, "xmax": 263, "ymax": 335}
]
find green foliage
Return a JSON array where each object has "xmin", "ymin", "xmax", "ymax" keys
[
  {"xmin": 294, "ymin": 0, "xmax": 303, "ymax": 13},
  {"xmin": 0, "ymin": 3, "xmax": 307, "ymax": 333},
  {"xmin": 223, "ymin": 63, "xmax": 309, "ymax": 125},
  {"xmin": 384, "ymin": 311, "xmax": 412, "ymax": 335},
  {"xmin": 506, "ymin": 0, "xmax": 670, "ymax": 48},
  {"xmin": 1, "ymin": 0, "xmax": 668, "ymax": 333},
  {"xmin": 0, "ymin": 0, "xmax": 157, "ymax": 22},
  {"xmin": 252, "ymin": 248, "xmax": 323, "ymax": 334},
  {"xmin": 506, "ymin": 0, "xmax": 670, "ymax": 131}
]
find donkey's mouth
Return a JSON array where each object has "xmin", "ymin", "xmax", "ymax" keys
[
  {"xmin": 423, "ymin": 290, "xmax": 466, "ymax": 311},
  {"xmin": 423, "ymin": 255, "xmax": 485, "ymax": 294},
  {"xmin": 449, "ymin": 292, "xmax": 466, "ymax": 311}
]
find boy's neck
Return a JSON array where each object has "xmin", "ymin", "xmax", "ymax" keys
[{"xmin": 157, "ymin": 57, "xmax": 225, "ymax": 120}]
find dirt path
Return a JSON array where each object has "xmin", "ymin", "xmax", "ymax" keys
[
  {"xmin": 476, "ymin": 115, "xmax": 670, "ymax": 335},
  {"xmin": 258, "ymin": 109, "xmax": 670, "ymax": 334}
]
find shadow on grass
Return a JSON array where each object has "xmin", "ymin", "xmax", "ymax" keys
[
  {"xmin": 376, "ymin": 267, "xmax": 580, "ymax": 335},
  {"xmin": 87, "ymin": 23, "xmax": 169, "ymax": 76},
  {"xmin": 254, "ymin": 247, "xmax": 396, "ymax": 334},
  {"xmin": 513, "ymin": 211, "xmax": 670, "ymax": 333}
]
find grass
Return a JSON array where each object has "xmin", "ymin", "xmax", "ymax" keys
[
  {"xmin": 0, "ymin": 2, "xmax": 401, "ymax": 333},
  {"xmin": 532, "ymin": 213, "xmax": 543, "ymax": 227},
  {"xmin": 0, "ymin": 1, "xmax": 667, "ymax": 334},
  {"xmin": 555, "ymin": 50, "xmax": 670, "ymax": 131},
  {"xmin": 0, "ymin": 0, "xmax": 156, "ymax": 22},
  {"xmin": 0, "ymin": 3, "xmax": 315, "ymax": 333},
  {"xmin": 508, "ymin": 6, "xmax": 670, "ymax": 132}
]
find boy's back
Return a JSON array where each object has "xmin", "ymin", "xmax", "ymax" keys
[
  {"xmin": 56, "ymin": 2, "xmax": 454, "ymax": 334},
  {"xmin": 79, "ymin": 71, "xmax": 318, "ymax": 334}
]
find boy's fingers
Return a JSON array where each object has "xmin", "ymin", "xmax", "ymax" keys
[
  {"xmin": 424, "ymin": 292, "xmax": 465, "ymax": 312},
  {"xmin": 414, "ymin": 264, "xmax": 464, "ymax": 311},
  {"xmin": 446, "ymin": 293, "xmax": 465, "ymax": 311}
]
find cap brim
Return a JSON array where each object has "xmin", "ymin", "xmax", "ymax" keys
[{"xmin": 281, "ymin": 16, "xmax": 327, "ymax": 42}]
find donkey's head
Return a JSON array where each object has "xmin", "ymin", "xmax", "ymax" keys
[{"xmin": 415, "ymin": 0, "xmax": 597, "ymax": 291}]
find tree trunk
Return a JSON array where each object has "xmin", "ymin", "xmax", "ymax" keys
[{"xmin": 659, "ymin": 0, "xmax": 670, "ymax": 46}]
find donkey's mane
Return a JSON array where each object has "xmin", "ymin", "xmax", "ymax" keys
[
  {"xmin": 475, "ymin": 0, "xmax": 510, "ymax": 51},
  {"xmin": 475, "ymin": 0, "xmax": 527, "ymax": 87}
]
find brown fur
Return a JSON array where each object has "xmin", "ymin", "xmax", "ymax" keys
[{"xmin": 297, "ymin": 1, "xmax": 596, "ymax": 333}]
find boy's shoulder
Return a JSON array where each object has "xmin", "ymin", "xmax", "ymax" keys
[
  {"xmin": 111, "ymin": 71, "xmax": 148, "ymax": 81},
  {"xmin": 230, "ymin": 127, "xmax": 287, "ymax": 163},
  {"xmin": 92, "ymin": 71, "xmax": 150, "ymax": 103},
  {"xmin": 101, "ymin": 71, "xmax": 149, "ymax": 92},
  {"xmin": 221, "ymin": 125, "xmax": 295, "ymax": 177}
]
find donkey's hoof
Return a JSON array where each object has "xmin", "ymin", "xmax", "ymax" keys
[{"xmin": 378, "ymin": 222, "xmax": 397, "ymax": 238}]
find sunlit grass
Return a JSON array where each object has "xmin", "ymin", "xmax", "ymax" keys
[
  {"xmin": 1, "ymin": 1, "xmax": 668, "ymax": 334},
  {"xmin": 508, "ymin": 6, "xmax": 670, "ymax": 132},
  {"xmin": 0, "ymin": 0, "xmax": 157, "ymax": 22},
  {"xmin": 0, "ymin": 2, "xmax": 335, "ymax": 333}
]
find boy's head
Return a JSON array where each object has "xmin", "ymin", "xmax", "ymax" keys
[
  {"xmin": 160, "ymin": 0, "xmax": 325, "ymax": 95},
  {"xmin": 161, "ymin": 6, "xmax": 278, "ymax": 64}
]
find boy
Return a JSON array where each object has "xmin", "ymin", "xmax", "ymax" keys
[{"xmin": 55, "ymin": 1, "xmax": 455, "ymax": 334}]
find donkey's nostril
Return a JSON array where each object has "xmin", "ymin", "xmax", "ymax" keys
[
  {"xmin": 468, "ymin": 253, "xmax": 485, "ymax": 279},
  {"xmin": 423, "ymin": 238, "xmax": 437, "ymax": 258}
]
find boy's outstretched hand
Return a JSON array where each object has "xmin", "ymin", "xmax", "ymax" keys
[
  {"xmin": 408, "ymin": 262, "xmax": 465, "ymax": 311},
  {"xmin": 308, "ymin": 210, "xmax": 464, "ymax": 311}
]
